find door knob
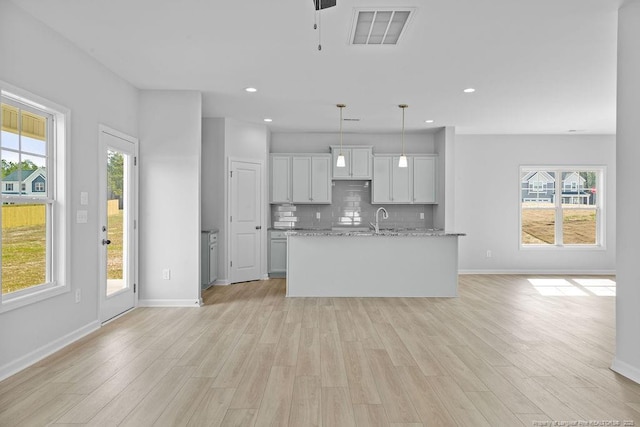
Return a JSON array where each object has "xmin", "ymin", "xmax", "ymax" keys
[
  {"xmin": 255, "ymin": 226, "xmax": 262, "ymax": 230},
  {"xmin": 102, "ymin": 239, "xmax": 112, "ymax": 245}
]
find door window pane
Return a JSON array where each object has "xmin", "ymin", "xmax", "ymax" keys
[{"xmin": 106, "ymin": 149, "xmax": 126, "ymax": 295}]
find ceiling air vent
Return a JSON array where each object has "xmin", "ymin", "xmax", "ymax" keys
[{"xmin": 350, "ymin": 8, "xmax": 415, "ymax": 45}]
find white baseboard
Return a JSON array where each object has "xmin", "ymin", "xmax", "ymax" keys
[
  {"xmin": 0, "ymin": 320, "xmax": 100, "ymax": 382},
  {"xmin": 213, "ymin": 279, "xmax": 230, "ymax": 286},
  {"xmin": 459, "ymin": 269, "xmax": 616, "ymax": 275},
  {"xmin": 611, "ymin": 357, "xmax": 640, "ymax": 385},
  {"xmin": 138, "ymin": 299, "xmax": 201, "ymax": 307}
]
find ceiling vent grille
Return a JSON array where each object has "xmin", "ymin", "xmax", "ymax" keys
[{"xmin": 350, "ymin": 8, "xmax": 415, "ymax": 45}]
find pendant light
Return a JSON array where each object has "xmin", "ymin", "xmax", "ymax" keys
[
  {"xmin": 336, "ymin": 104, "xmax": 346, "ymax": 168},
  {"xmin": 398, "ymin": 104, "xmax": 408, "ymax": 168}
]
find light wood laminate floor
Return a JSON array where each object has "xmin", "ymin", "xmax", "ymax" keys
[{"xmin": 1, "ymin": 275, "xmax": 639, "ymax": 426}]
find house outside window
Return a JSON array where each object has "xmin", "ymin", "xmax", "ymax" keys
[
  {"xmin": 1, "ymin": 82, "xmax": 69, "ymax": 312},
  {"xmin": 520, "ymin": 167, "xmax": 603, "ymax": 247}
]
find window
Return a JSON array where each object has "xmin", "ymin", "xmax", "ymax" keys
[
  {"xmin": 1, "ymin": 82, "xmax": 69, "ymax": 311},
  {"xmin": 5, "ymin": 183, "xmax": 12, "ymax": 192},
  {"xmin": 520, "ymin": 167, "xmax": 602, "ymax": 247}
]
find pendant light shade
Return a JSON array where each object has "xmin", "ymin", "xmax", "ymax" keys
[
  {"xmin": 398, "ymin": 104, "xmax": 408, "ymax": 168},
  {"xmin": 336, "ymin": 104, "xmax": 346, "ymax": 168}
]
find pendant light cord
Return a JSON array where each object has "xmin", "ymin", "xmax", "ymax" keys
[
  {"xmin": 318, "ymin": 0, "xmax": 322, "ymax": 50},
  {"xmin": 339, "ymin": 104, "xmax": 343, "ymax": 154},
  {"xmin": 401, "ymin": 106, "xmax": 405, "ymax": 156}
]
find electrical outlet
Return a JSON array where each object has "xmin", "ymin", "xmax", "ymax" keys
[
  {"xmin": 75, "ymin": 289, "xmax": 81, "ymax": 303},
  {"xmin": 420, "ymin": 212, "xmax": 425, "ymax": 220},
  {"xmin": 316, "ymin": 212, "xmax": 321, "ymax": 219},
  {"xmin": 162, "ymin": 269, "xmax": 171, "ymax": 280},
  {"xmin": 486, "ymin": 250, "xmax": 492, "ymax": 258},
  {"xmin": 80, "ymin": 191, "xmax": 89, "ymax": 205}
]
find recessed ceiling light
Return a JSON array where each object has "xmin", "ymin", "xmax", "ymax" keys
[
  {"xmin": 463, "ymin": 88, "xmax": 475, "ymax": 93},
  {"xmin": 245, "ymin": 87, "xmax": 258, "ymax": 93},
  {"xmin": 263, "ymin": 118, "xmax": 273, "ymax": 122},
  {"xmin": 425, "ymin": 120, "xmax": 434, "ymax": 124}
]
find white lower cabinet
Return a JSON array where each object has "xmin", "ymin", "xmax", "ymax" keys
[
  {"xmin": 269, "ymin": 230, "xmax": 287, "ymax": 276},
  {"xmin": 372, "ymin": 155, "xmax": 437, "ymax": 204},
  {"xmin": 201, "ymin": 230, "xmax": 218, "ymax": 289}
]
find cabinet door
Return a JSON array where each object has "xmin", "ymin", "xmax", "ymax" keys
[
  {"xmin": 292, "ymin": 156, "xmax": 312, "ymax": 203},
  {"xmin": 372, "ymin": 156, "xmax": 392, "ymax": 203},
  {"xmin": 351, "ymin": 148, "xmax": 372, "ymax": 179},
  {"xmin": 311, "ymin": 156, "xmax": 331, "ymax": 203},
  {"xmin": 332, "ymin": 149, "xmax": 351, "ymax": 179},
  {"xmin": 391, "ymin": 156, "xmax": 411, "ymax": 203},
  {"xmin": 269, "ymin": 239, "xmax": 287, "ymax": 273},
  {"xmin": 413, "ymin": 156, "xmax": 436, "ymax": 203},
  {"xmin": 270, "ymin": 156, "xmax": 291, "ymax": 203}
]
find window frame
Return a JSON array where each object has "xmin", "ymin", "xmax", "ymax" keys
[
  {"xmin": 0, "ymin": 81, "xmax": 70, "ymax": 312},
  {"xmin": 519, "ymin": 166, "xmax": 605, "ymax": 250}
]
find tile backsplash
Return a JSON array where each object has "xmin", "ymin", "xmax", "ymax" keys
[{"xmin": 271, "ymin": 181, "xmax": 434, "ymax": 229}]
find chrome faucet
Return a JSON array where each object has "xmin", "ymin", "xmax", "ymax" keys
[{"xmin": 370, "ymin": 207, "xmax": 389, "ymax": 233}]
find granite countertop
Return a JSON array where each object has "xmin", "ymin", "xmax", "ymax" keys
[{"xmin": 285, "ymin": 228, "xmax": 465, "ymax": 237}]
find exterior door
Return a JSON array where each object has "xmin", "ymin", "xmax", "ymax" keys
[
  {"xmin": 230, "ymin": 160, "xmax": 262, "ymax": 283},
  {"xmin": 99, "ymin": 126, "xmax": 138, "ymax": 322}
]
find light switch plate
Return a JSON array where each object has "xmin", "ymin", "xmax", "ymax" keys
[
  {"xmin": 80, "ymin": 192, "xmax": 89, "ymax": 205},
  {"xmin": 76, "ymin": 210, "xmax": 88, "ymax": 223}
]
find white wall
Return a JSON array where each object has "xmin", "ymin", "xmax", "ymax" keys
[
  {"xmin": 270, "ymin": 132, "xmax": 435, "ymax": 154},
  {"xmin": 225, "ymin": 119, "xmax": 270, "ymax": 281},
  {"xmin": 613, "ymin": 0, "xmax": 640, "ymax": 384},
  {"xmin": 434, "ymin": 127, "xmax": 456, "ymax": 231},
  {"xmin": 455, "ymin": 134, "xmax": 616, "ymax": 273},
  {"xmin": 201, "ymin": 118, "xmax": 269, "ymax": 282},
  {"xmin": 0, "ymin": 1, "xmax": 138, "ymax": 377},
  {"xmin": 138, "ymin": 91, "xmax": 202, "ymax": 305},
  {"xmin": 202, "ymin": 118, "xmax": 226, "ymax": 281}
]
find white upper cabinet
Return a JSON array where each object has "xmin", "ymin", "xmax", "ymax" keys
[
  {"xmin": 391, "ymin": 156, "xmax": 411, "ymax": 203},
  {"xmin": 372, "ymin": 156, "xmax": 392, "ymax": 203},
  {"xmin": 372, "ymin": 155, "xmax": 437, "ymax": 204},
  {"xmin": 413, "ymin": 156, "xmax": 436, "ymax": 203},
  {"xmin": 291, "ymin": 155, "xmax": 331, "ymax": 204},
  {"xmin": 311, "ymin": 156, "xmax": 331, "ymax": 203},
  {"xmin": 270, "ymin": 155, "xmax": 291, "ymax": 203},
  {"xmin": 330, "ymin": 146, "xmax": 372, "ymax": 180}
]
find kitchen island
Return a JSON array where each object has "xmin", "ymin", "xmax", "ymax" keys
[{"xmin": 286, "ymin": 229, "xmax": 464, "ymax": 297}]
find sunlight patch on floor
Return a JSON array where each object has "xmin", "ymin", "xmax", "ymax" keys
[{"xmin": 527, "ymin": 277, "xmax": 616, "ymax": 296}]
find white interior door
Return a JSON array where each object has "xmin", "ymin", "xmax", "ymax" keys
[
  {"xmin": 229, "ymin": 160, "xmax": 262, "ymax": 283},
  {"xmin": 99, "ymin": 126, "xmax": 138, "ymax": 322}
]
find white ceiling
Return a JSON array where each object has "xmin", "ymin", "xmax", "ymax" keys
[{"xmin": 10, "ymin": 0, "xmax": 620, "ymax": 134}]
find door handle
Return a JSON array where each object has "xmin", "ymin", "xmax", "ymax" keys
[
  {"xmin": 255, "ymin": 226, "xmax": 262, "ymax": 230},
  {"xmin": 102, "ymin": 239, "xmax": 112, "ymax": 245}
]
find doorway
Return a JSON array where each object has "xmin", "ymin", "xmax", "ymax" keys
[
  {"xmin": 229, "ymin": 160, "xmax": 263, "ymax": 284},
  {"xmin": 99, "ymin": 125, "xmax": 138, "ymax": 322}
]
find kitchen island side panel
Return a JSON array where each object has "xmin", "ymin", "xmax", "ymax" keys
[{"xmin": 286, "ymin": 235, "xmax": 459, "ymax": 297}]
